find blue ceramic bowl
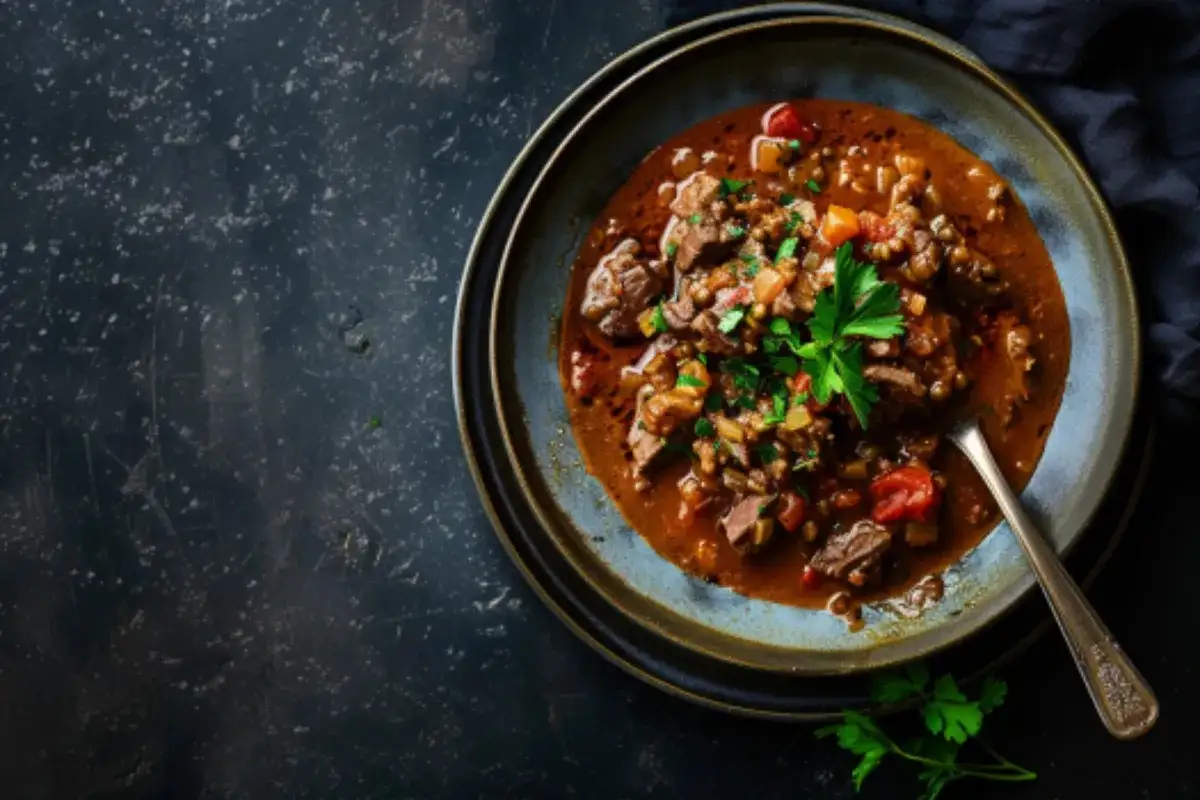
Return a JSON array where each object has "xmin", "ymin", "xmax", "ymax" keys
[{"xmin": 488, "ymin": 16, "xmax": 1138, "ymax": 674}]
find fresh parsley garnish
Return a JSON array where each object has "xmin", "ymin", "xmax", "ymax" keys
[
  {"xmin": 797, "ymin": 243, "xmax": 904, "ymax": 428},
  {"xmin": 651, "ymin": 302, "xmax": 669, "ymax": 334},
  {"xmin": 719, "ymin": 358, "xmax": 760, "ymax": 392},
  {"xmin": 718, "ymin": 177, "xmax": 752, "ymax": 197},
  {"xmin": 661, "ymin": 440, "xmax": 697, "ymax": 460},
  {"xmin": 769, "ymin": 355, "xmax": 800, "ymax": 377},
  {"xmin": 739, "ymin": 253, "xmax": 761, "ymax": 277},
  {"xmin": 666, "ymin": 242, "xmax": 678, "ymax": 258},
  {"xmin": 704, "ymin": 393, "xmax": 724, "ymax": 412},
  {"xmin": 784, "ymin": 211, "xmax": 803, "ymax": 234},
  {"xmin": 717, "ymin": 305, "xmax": 747, "ymax": 334},
  {"xmin": 788, "ymin": 139, "xmax": 801, "ymax": 150},
  {"xmin": 775, "ymin": 237, "xmax": 799, "ymax": 262},
  {"xmin": 696, "ymin": 352, "xmax": 708, "ymax": 366},
  {"xmin": 779, "ymin": 192, "xmax": 795, "ymax": 205},
  {"xmin": 688, "ymin": 212, "xmax": 702, "ymax": 224},
  {"xmin": 726, "ymin": 224, "xmax": 746, "ymax": 239},
  {"xmin": 762, "ymin": 387, "xmax": 787, "ymax": 425},
  {"xmin": 694, "ymin": 418, "xmax": 715, "ymax": 438},
  {"xmin": 366, "ymin": 415, "xmax": 382, "ymax": 430},
  {"xmin": 676, "ymin": 374, "xmax": 706, "ymax": 389},
  {"xmin": 816, "ymin": 666, "xmax": 1033, "ymax": 799},
  {"xmin": 806, "ymin": 178, "xmax": 821, "ymax": 193},
  {"xmin": 755, "ymin": 443, "xmax": 779, "ymax": 464}
]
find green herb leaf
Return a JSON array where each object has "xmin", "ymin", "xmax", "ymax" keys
[
  {"xmin": 367, "ymin": 415, "xmax": 382, "ymax": 430},
  {"xmin": 666, "ymin": 242, "xmax": 679, "ymax": 258},
  {"xmin": 763, "ymin": 385, "xmax": 788, "ymax": 425},
  {"xmin": 977, "ymin": 677, "xmax": 1007, "ymax": 714},
  {"xmin": 784, "ymin": 211, "xmax": 803, "ymax": 234},
  {"xmin": 779, "ymin": 192, "xmax": 795, "ymax": 205},
  {"xmin": 726, "ymin": 224, "xmax": 746, "ymax": 239},
  {"xmin": 676, "ymin": 374, "xmax": 707, "ymax": 389},
  {"xmin": 755, "ymin": 443, "xmax": 779, "ymax": 464},
  {"xmin": 775, "ymin": 237, "xmax": 799, "ymax": 262},
  {"xmin": 661, "ymin": 440, "xmax": 697, "ymax": 460},
  {"xmin": 718, "ymin": 177, "xmax": 751, "ymax": 197},
  {"xmin": 806, "ymin": 178, "xmax": 821, "ymax": 193},
  {"xmin": 694, "ymin": 418, "xmax": 715, "ymax": 438},
  {"xmin": 696, "ymin": 352, "xmax": 708, "ymax": 366},
  {"xmin": 717, "ymin": 305, "xmax": 747, "ymax": 334},
  {"xmin": 923, "ymin": 675, "xmax": 984, "ymax": 744},
  {"xmin": 651, "ymin": 302, "xmax": 669, "ymax": 334},
  {"xmin": 704, "ymin": 393, "xmax": 724, "ymax": 412},
  {"xmin": 788, "ymin": 139, "xmax": 801, "ymax": 150},
  {"xmin": 769, "ymin": 355, "xmax": 800, "ymax": 377},
  {"xmin": 688, "ymin": 212, "xmax": 702, "ymax": 224}
]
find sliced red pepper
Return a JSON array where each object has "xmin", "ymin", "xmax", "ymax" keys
[
  {"xmin": 777, "ymin": 492, "xmax": 806, "ymax": 533},
  {"xmin": 870, "ymin": 464, "xmax": 940, "ymax": 523},
  {"xmin": 762, "ymin": 103, "xmax": 817, "ymax": 144}
]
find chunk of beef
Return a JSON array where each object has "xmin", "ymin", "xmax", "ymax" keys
[
  {"xmin": 863, "ymin": 364, "xmax": 926, "ymax": 397},
  {"xmin": 662, "ymin": 281, "xmax": 697, "ymax": 331},
  {"xmin": 581, "ymin": 239, "xmax": 665, "ymax": 340},
  {"xmin": 674, "ymin": 216, "xmax": 738, "ymax": 271},
  {"xmin": 670, "ymin": 172, "xmax": 722, "ymax": 219},
  {"xmin": 628, "ymin": 384, "xmax": 664, "ymax": 477},
  {"xmin": 720, "ymin": 494, "xmax": 775, "ymax": 551},
  {"xmin": 809, "ymin": 520, "xmax": 893, "ymax": 586},
  {"xmin": 691, "ymin": 309, "xmax": 740, "ymax": 355}
]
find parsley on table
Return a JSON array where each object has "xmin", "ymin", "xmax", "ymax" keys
[
  {"xmin": 717, "ymin": 305, "xmax": 747, "ymax": 334},
  {"xmin": 816, "ymin": 665, "xmax": 1034, "ymax": 799},
  {"xmin": 651, "ymin": 301, "xmax": 669, "ymax": 334},
  {"xmin": 676, "ymin": 374, "xmax": 706, "ymax": 389},
  {"xmin": 795, "ymin": 242, "xmax": 905, "ymax": 428},
  {"xmin": 694, "ymin": 418, "xmax": 715, "ymax": 438},
  {"xmin": 806, "ymin": 178, "xmax": 822, "ymax": 193}
]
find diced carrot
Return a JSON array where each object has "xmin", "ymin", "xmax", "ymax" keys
[
  {"xmin": 751, "ymin": 135, "xmax": 788, "ymax": 174},
  {"xmin": 820, "ymin": 204, "xmax": 861, "ymax": 246},
  {"xmin": 753, "ymin": 267, "xmax": 787, "ymax": 305}
]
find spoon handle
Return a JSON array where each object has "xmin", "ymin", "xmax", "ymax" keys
[{"xmin": 950, "ymin": 422, "xmax": 1158, "ymax": 740}]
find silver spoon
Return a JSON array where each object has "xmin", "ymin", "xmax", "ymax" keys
[{"xmin": 948, "ymin": 417, "xmax": 1158, "ymax": 740}]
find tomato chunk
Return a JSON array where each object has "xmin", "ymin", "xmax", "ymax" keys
[
  {"xmin": 820, "ymin": 204, "xmax": 861, "ymax": 247},
  {"xmin": 801, "ymin": 564, "xmax": 823, "ymax": 589},
  {"xmin": 762, "ymin": 103, "xmax": 817, "ymax": 144},
  {"xmin": 777, "ymin": 492, "xmax": 806, "ymax": 532},
  {"xmin": 870, "ymin": 464, "xmax": 940, "ymax": 523}
]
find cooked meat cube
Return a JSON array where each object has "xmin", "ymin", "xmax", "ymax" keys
[
  {"xmin": 628, "ymin": 385, "xmax": 665, "ymax": 477},
  {"xmin": 663, "ymin": 283, "xmax": 697, "ymax": 331},
  {"xmin": 691, "ymin": 309, "xmax": 741, "ymax": 355},
  {"xmin": 674, "ymin": 216, "xmax": 738, "ymax": 271},
  {"xmin": 670, "ymin": 172, "xmax": 722, "ymax": 219},
  {"xmin": 721, "ymin": 494, "xmax": 776, "ymax": 551},
  {"xmin": 809, "ymin": 519, "xmax": 893, "ymax": 584},
  {"xmin": 581, "ymin": 239, "xmax": 665, "ymax": 340},
  {"xmin": 863, "ymin": 364, "xmax": 927, "ymax": 397}
]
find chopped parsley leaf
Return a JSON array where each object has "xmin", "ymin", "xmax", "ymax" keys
[
  {"xmin": 784, "ymin": 211, "xmax": 803, "ymax": 234},
  {"xmin": 763, "ymin": 389, "xmax": 787, "ymax": 425},
  {"xmin": 756, "ymin": 443, "xmax": 779, "ymax": 464},
  {"xmin": 688, "ymin": 212, "xmax": 703, "ymax": 224},
  {"xmin": 794, "ymin": 391, "xmax": 810, "ymax": 405},
  {"xmin": 704, "ymin": 393, "xmax": 724, "ymax": 412},
  {"xmin": 694, "ymin": 418, "xmax": 716, "ymax": 438},
  {"xmin": 651, "ymin": 301, "xmax": 669, "ymax": 334},
  {"xmin": 776, "ymin": 237, "xmax": 799, "ymax": 262},
  {"xmin": 743, "ymin": 259, "xmax": 761, "ymax": 278},
  {"xmin": 806, "ymin": 178, "xmax": 821, "ymax": 193},
  {"xmin": 726, "ymin": 224, "xmax": 746, "ymax": 239},
  {"xmin": 717, "ymin": 305, "xmax": 747, "ymax": 334},
  {"xmin": 788, "ymin": 139, "xmax": 801, "ymax": 150},
  {"xmin": 696, "ymin": 352, "xmax": 708, "ymax": 366},
  {"xmin": 720, "ymin": 357, "xmax": 761, "ymax": 392},
  {"xmin": 770, "ymin": 355, "xmax": 800, "ymax": 377},
  {"xmin": 666, "ymin": 242, "xmax": 679, "ymax": 258},
  {"xmin": 718, "ymin": 177, "xmax": 752, "ymax": 197},
  {"xmin": 779, "ymin": 192, "xmax": 795, "ymax": 205},
  {"xmin": 676, "ymin": 374, "xmax": 707, "ymax": 389},
  {"xmin": 636, "ymin": 420, "xmax": 647, "ymax": 431}
]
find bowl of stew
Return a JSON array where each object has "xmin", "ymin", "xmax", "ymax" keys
[{"xmin": 488, "ymin": 17, "xmax": 1138, "ymax": 673}]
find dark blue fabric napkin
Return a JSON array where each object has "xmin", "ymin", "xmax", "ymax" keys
[{"xmin": 671, "ymin": 0, "xmax": 1200, "ymax": 429}]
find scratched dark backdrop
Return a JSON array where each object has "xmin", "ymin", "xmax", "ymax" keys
[{"xmin": 0, "ymin": 0, "xmax": 1195, "ymax": 797}]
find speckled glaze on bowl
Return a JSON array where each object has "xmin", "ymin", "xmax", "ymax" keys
[{"xmin": 488, "ymin": 17, "xmax": 1138, "ymax": 674}]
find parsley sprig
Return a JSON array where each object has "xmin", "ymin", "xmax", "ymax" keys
[
  {"xmin": 794, "ymin": 242, "xmax": 905, "ymax": 428},
  {"xmin": 817, "ymin": 665, "xmax": 1034, "ymax": 800}
]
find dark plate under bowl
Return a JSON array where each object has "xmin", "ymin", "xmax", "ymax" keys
[{"xmin": 454, "ymin": 4, "xmax": 1148, "ymax": 717}]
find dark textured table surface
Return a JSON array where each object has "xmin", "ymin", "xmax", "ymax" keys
[{"xmin": 0, "ymin": 1, "xmax": 1196, "ymax": 797}]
